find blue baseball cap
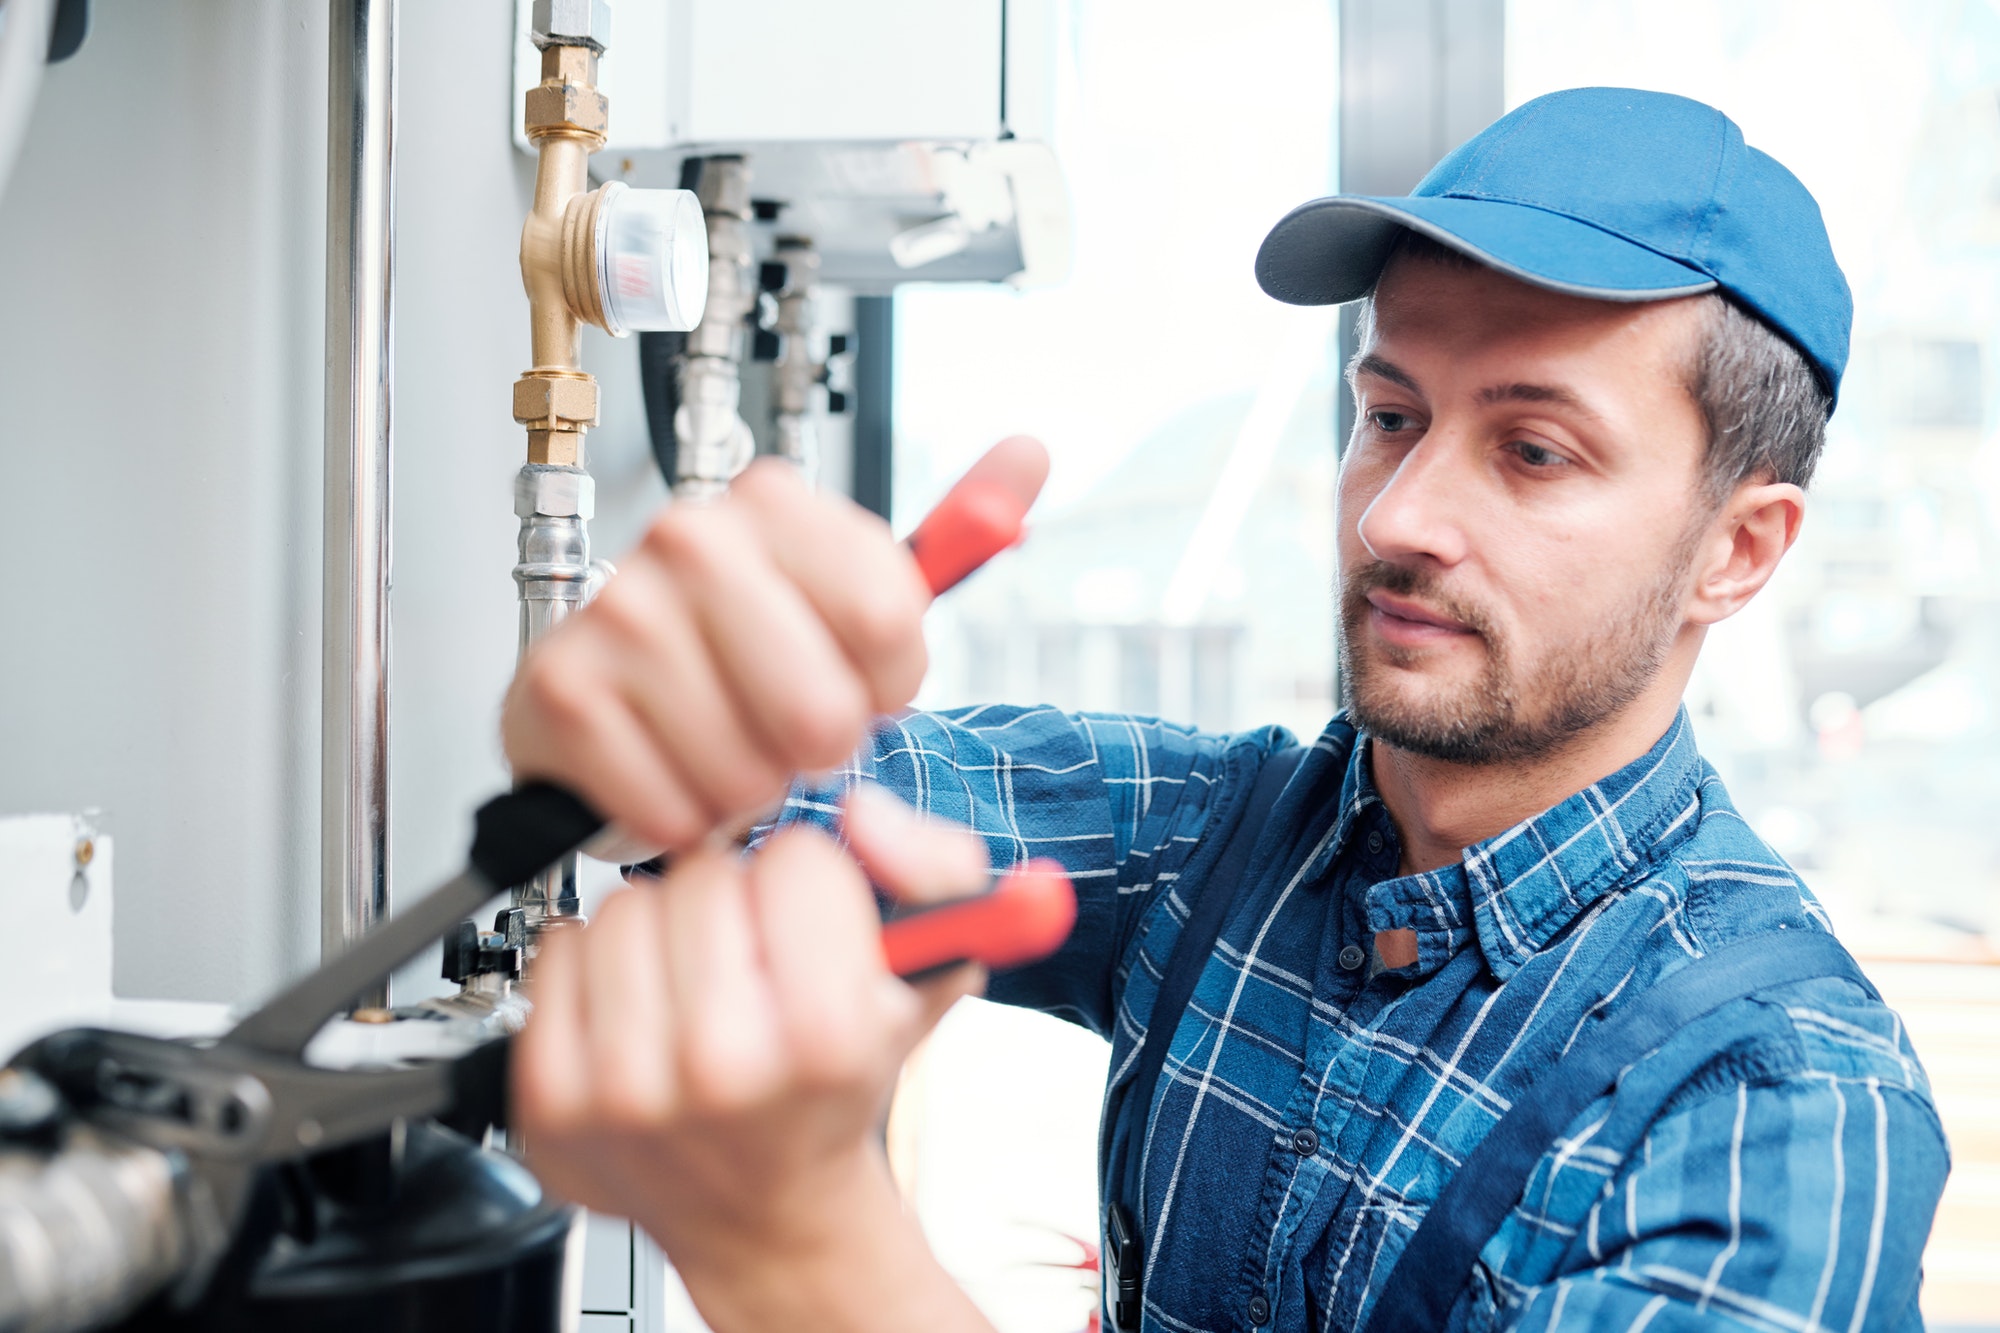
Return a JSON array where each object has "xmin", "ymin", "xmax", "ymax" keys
[{"xmin": 1255, "ymin": 87, "xmax": 1851, "ymax": 402}]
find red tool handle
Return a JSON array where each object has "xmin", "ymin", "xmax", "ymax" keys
[
  {"xmin": 906, "ymin": 473, "xmax": 1031, "ymax": 598},
  {"xmin": 880, "ymin": 858, "xmax": 1077, "ymax": 978},
  {"xmin": 887, "ymin": 466, "xmax": 1072, "ymax": 977}
]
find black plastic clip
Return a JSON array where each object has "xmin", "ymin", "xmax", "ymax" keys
[{"xmin": 1106, "ymin": 1202, "xmax": 1143, "ymax": 1331}]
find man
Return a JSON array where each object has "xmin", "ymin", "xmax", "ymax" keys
[{"xmin": 505, "ymin": 88, "xmax": 1948, "ymax": 1331}]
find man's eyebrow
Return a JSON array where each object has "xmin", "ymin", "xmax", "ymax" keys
[
  {"xmin": 1348, "ymin": 354, "xmax": 1420, "ymax": 392},
  {"xmin": 1476, "ymin": 381, "xmax": 1605, "ymax": 422},
  {"xmin": 1350, "ymin": 356, "xmax": 1609, "ymax": 425}
]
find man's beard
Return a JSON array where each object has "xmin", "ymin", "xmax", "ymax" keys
[{"xmin": 1337, "ymin": 540, "xmax": 1696, "ymax": 766}]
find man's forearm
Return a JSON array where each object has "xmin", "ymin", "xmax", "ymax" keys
[{"xmin": 659, "ymin": 1150, "xmax": 997, "ymax": 1333}]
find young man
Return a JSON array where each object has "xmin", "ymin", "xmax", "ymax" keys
[{"xmin": 505, "ymin": 89, "xmax": 1948, "ymax": 1332}]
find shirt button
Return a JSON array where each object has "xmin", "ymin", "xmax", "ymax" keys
[
  {"xmin": 1366, "ymin": 830, "xmax": 1385, "ymax": 854},
  {"xmin": 1292, "ymin": 1127, "xmax": 1319, "ymax": 1156},
  {"xmin": 1248, "ymin": 1294, "xmax": 1271, "ymax": 1325},
  {"xmin": 1338, "ymin": 944, "xmax": 1366, "ymax": 971}
]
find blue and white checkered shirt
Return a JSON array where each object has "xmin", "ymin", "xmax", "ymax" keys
[{"xmin": 772, "ymin": 706, "xmax": 1948, "ymax": 1332}]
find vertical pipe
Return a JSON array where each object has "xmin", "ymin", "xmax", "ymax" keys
[
  {"xmin": 671, "ymin": 156, "xmax": 757, "ymax": 502},
  {"xmin": 322, "ymin": 0, "xmax": 397, "ymax": 1002},
  {"xmin": 850, "ymin": 295, "xmax": 895, "ymax": 522},
  {"xmin": 769, "ymin": 238, "xmax": 824, "ymax": 485}
]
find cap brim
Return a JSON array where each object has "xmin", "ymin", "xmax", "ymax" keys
[{"xmin": 1254, "ymin": 195, "xmax": 1718, "ymax": 307}]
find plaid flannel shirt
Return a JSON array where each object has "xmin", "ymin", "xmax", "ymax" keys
[{"xmin": 769, "ymin": 705, "xmax": 1948, "ymax": 1332}]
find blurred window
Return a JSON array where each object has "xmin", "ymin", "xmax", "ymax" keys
[
  {"xmin": 880, "ymin": 4, "xmax": 2000, "ymax": 1328},
  {"xmin": 1116, "ymin": 627, "xmax": 1162, "ymax": 716},
  {"xmin": 886, "ymin": 3, "xmax": 1339, "ymax": 1329},
  {"xmin": 1191, "ymin": 625, "xmax": 1240, "ymax": 732},
  {"xmin": 1036, "ymin": 625, "xmax": 1081, "ymax": 705},
  {"xmin": 897, "ymin": 6, "xmax": 1342, "ymax": 746},
  {"xmin": 1510, "ymin": 0, "xmax": 2000, "ymax": 965},
  {"xmin": 1508, "ymin": 1, "xmax": 2000, "ymax": 1321}
]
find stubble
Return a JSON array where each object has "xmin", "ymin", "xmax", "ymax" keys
[{"xmin": 1337, "ymin": 533, "xmax": 1699, "ymax": 765}]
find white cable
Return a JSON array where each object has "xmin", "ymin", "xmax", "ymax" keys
[{"xmin": 0, "ymin": 0, "xmax": 57, "ymax": 209}]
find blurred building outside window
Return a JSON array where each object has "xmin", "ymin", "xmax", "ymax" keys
[
  {"xmin": 886, "ymin": 2, "xmax": 1340, "ymax": 1329},
  {"xmin": 1508, "ymin": 2, "xmax": 2000, "ymax": 1323},
  {"xmin": 881, "ymin": 4, "xmax": 2000, "ymax": 1330}
]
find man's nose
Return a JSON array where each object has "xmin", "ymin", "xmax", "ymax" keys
[{"xmin": 1354, "ymin": 433, "xmax": 1473, "ymax": 568}]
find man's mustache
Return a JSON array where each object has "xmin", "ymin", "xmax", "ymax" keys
[{"xmin": 1342, "ymin": 562, "xmax": 1496, "ymax": 642}]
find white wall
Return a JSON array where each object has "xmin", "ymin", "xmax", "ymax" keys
[{"xmin": 0, "ymin": 0, "xmax": 669, "ymax": 1005}]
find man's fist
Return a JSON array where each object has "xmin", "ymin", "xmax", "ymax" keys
[
  {"xmin": 511, "ymin": 787, "xmax": 994, "ymax": 1331},
  {"xmin": 501, "ymin": 458, "xmax": 933, "ymax": 853}
]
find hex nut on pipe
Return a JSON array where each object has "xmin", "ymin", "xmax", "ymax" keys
[
  {"xmin": 526, "ymin": 430, "xmax": 586, "ymax": 468},
  {"xmin": 524, "ymin": 78, "xmax": 608, "ymax": 139},
  {"xmin": 532, "ymin": 0, "xmax": 612, "ymax": 50},
  {"xmin": 515, "ymin": 467, "xmax": 597, "ymax": 519},
  {"xmin": 513, "ymin": 375, "xmax": 599, "ymax": 429}
]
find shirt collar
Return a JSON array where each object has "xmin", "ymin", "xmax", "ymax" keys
[
  {"xmin": 1312, "ymin": 709, "xmax": 1706, "ymax": 983},
  {"xmin": 1310, "ymin": 723, "xmax": 1382, "ymax": 872}
]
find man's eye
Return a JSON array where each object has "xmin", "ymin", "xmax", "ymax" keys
[
  {"xmin": 1368, "ymin": 410, "xmax": 1413, "ymax": 433},
  {"xmin": 1512, "ymin": 440, "xmax": 1568, "ymax": 468}
]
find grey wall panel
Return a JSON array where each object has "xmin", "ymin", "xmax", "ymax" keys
[
  {"xmin": 0, "ymin": 1, "xmax": 330, "ymax": 1002},
  {"xmin": 0, "ymin": 0, "xmax": 870, "ymax": 1009},
  {"xmin": 0, "ymin": 0, "xmax": 671, "ymax": 1006},
  {"xmin": 381, "ymin": 0, "xmax": 535, "ymax": 1003}
]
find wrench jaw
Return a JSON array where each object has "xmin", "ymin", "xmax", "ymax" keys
[
  {"xmin": 8, "ymin": 1027, "xmax": 261, "ymax": 1310},
  {"xmin": 11, "ymin": 1021, "xmax": 475, "ymax": 1310}
]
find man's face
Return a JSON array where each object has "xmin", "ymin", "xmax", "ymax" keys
[{"xmin": 1338, "ymin": 253, "xmax": 1714, "ymax": 764}]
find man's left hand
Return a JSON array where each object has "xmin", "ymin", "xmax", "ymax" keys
[{"xmin": 511, "ymin": 785, "xmax": 997, "ymax": 1333}]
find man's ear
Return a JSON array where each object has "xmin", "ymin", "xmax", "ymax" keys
[{"xmin": 1686, "ymin": 480, "xmax": 1805, "ymax": 626}]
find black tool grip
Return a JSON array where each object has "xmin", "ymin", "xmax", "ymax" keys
[
  {"xmin": 445, "ymin": 1036, "xmax": 514, "ymax": 1137},
  {"xmin": 470, "ymin": 782, "xmax": 605, "ymax": 890}
]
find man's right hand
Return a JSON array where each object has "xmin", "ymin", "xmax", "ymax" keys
[{"xmin": 500, "ymin": 436, "xmax": 1049, "ymax": 854}]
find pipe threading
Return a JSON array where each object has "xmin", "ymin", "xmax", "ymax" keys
[
  {"xmin": 560, "ymin": 188, "xmax": 609, "ymax": 331},
  {"xmin": 526, "ymin": 124, "xmax": 605, "ymax": 150}
]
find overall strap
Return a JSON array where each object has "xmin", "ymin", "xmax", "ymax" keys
[
  {"xmin": 1117, "ymin": 743, "xmax": 1304, "ymax": 1215},
  {"xmin": 1362, "ymin": 930, "xmax": 1873, "ymax": 1333},
  {"xmin": 1104, "ymin": 743, "xmax": 1303, "ymax": 1330}
]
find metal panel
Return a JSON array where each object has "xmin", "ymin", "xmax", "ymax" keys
[
  {"xmin": 851, "ymin": 295, "xmax": 895, "ymax": 521},
  {"xmin": 0, "ymin": 815, "xmax": 112, "ymax": 1058},
  {"xmin": 675, "ymin": 0, "xmax": 1002, "ymax": 144},
  {"xmin": 514, "ymin": 0, "xmax": 1037, "ymax": 153},
  {"xmin": 580, "ymin": 1212, "xmax": 634, "ymax": 1313},
  {"xmin": 1334, "ymin": 0, "xmax": 1504, "ymax": 448},
  {"xmin": 1002, "ymin": 0, "xmax": 1060, "ymax": 143},
  {"xmin": 1339, "ymin": 0, "xmax": 1503, "ymax": 196}
]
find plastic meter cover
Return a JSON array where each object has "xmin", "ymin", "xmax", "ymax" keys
[{"xmin": 595, "ymin": 183, "xmax": 708, "ymax": 336}]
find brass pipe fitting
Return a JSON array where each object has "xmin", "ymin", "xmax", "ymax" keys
[{"xmin": 516, "ymin": 43, "xmax": 611, "ymax": 469}]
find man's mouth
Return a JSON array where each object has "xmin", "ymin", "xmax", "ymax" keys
[{"xmin": 1363, "ymin": 590, "xmax": 1479, "ymax": 647}]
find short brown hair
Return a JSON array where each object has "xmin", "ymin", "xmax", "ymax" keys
[{"xmin": 1354, "ymin": 230, "xmax": 1832, "ymax": 500}]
